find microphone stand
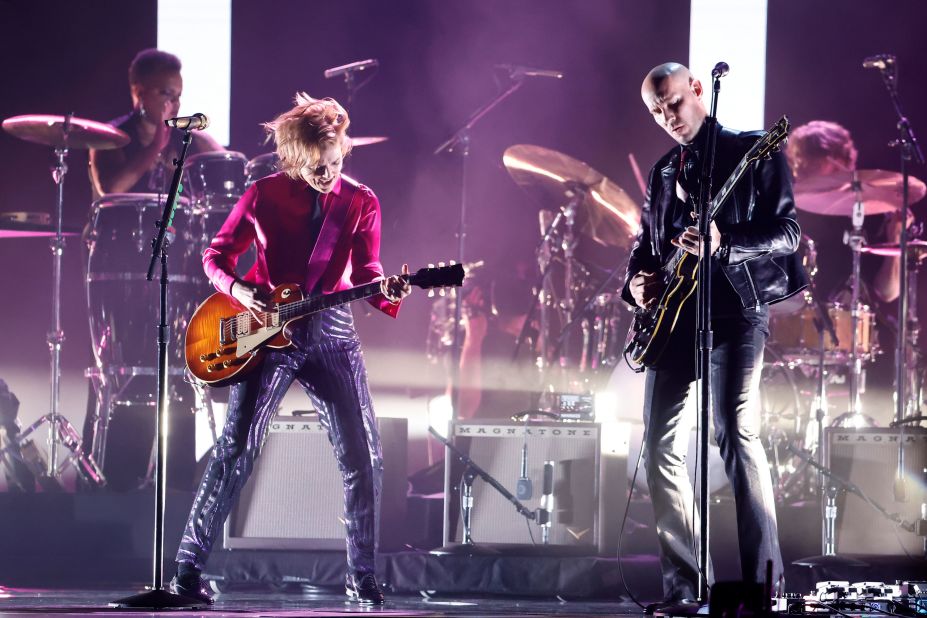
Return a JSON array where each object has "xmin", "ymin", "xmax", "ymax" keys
[
  {"xmin": 694, "ymin": 71, "xmax": 723, "ymax": 604},
  {"xmin": 428, "ymin": 425, "xmax": 537, "ymax": 554},
  {"xmin": 870, "ymin": 56, "xmax": 925, "ymax": 505},
  {"xmin": 112, "ymin": 128, "xmax": 202, "ymax": 609},
  {"xmin": 434, "ymin": 75, "xmax": 527, "ymax": 425}
]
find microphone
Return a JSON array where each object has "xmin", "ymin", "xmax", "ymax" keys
[
  {"xmin": 496, "ymin": 64, "xmax": 564, "ymax": 79},
  {"xmin": 164, "ymin": 113, "xmax": 209, "ymax": 131},
  {"xmin": 863, "ymin": 54, "xmax": 896, "ymax": 70},
  {"xmin": 536, "ymin": 461, "xmax": 555, "ymax": 544},
  {"xmin": 324, "ymin": 58, "xmax": 379, "ymax": 79},
  {"xmin": 516, "ymin": 442, "xmax": 533, "ymax": 500},
  {"xmin": 711, "ymin": 61, "xmax": 730, "ymax": 78}
]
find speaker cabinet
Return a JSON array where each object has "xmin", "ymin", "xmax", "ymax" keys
[
  {"xmin": 224, "ymin": 414, "xmax": 407, "ymax": 550},
  {"xmin": 825, "ymin": 427, "xmax": 927, "ymax": 555},
  {"xmin": 442, "ymin": 421, "xmax": 624, "ymax": 555}
]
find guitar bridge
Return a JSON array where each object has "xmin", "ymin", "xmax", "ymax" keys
[{"xmin": 218, "ymin": 318, "xmax": 234, "ymax": 346}]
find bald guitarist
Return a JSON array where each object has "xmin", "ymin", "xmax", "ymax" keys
[{"xmin": 620, "ymin": 63, "xmax": 807, "ymax": 609}]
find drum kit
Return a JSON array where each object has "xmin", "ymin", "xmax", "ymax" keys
[
  {"xmin": 764, "ymin": 168, "xmax": 927, "ymax": 499},
  {"xmin": 1, "ymin": 111, "xmax": 398, "ymax": 486}
]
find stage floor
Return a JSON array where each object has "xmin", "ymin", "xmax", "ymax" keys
[{"xmin": 0, "ymin": 587, "xmax": 646, "ymax": 617}]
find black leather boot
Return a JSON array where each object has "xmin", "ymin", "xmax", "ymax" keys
[
  {"xmin": 169, "ymin": 574, "xmax": 215, "ymax": 605},
  {"xmin": 345, "ymin": 572, "xmax": 385, "ymax": 605}
]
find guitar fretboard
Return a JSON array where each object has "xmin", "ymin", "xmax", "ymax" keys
[{"xmin": 221, "ymin": 280, "xmax": 389, "ymax": 343}]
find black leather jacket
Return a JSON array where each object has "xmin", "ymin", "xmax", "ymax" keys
[{"xmin": 621, "ymin": 124, "xmax": 809, "ymax": 310}]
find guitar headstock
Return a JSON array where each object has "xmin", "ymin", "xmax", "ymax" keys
[
  {"xmin": 409, "ymin": 262, "xmax": 466, "ymax": 294},
  {"xmin": 746, "ymin": 115, "xmax": 790, "ymax": 165}
]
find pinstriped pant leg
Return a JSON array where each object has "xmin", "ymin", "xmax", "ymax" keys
[
  {"xmin": 295, "ymin": 306, "xmax": 383, "ymax": 576},
  {"xmin": 176, "ymin": 351, "xmax": 299, "ymax": 570}
]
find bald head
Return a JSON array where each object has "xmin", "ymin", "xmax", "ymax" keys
[
  {"xmin": 640, "ymin": 62, "xmax": 706, "ymax": 145},
  {"xmin": 641, "ymin": 62, "xmax": 691, "ymax": 97}
]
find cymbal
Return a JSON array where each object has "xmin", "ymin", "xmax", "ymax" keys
[
  {"xmin": 351, "ymin": 136, "xmax": 388, "ymax": 147},
  {"xmin": 2, "ymin": 114, "xmax": 130, "ymax": 150},
  {"xmin": 0, "ymin": 214, "xmax": 80, "ymax": 238},
  {"xmin": 861, "ymin": 239, "xmax": 927, "ymax": 259},
  {"xmin": 502, "ymin": 144, "xmax": 639, "ymax": 247},
  {"xmin": 794, "ymin": 169, "xmax": 926, "ymax": 216}
]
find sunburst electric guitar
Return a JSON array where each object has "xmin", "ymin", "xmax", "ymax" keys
[
  {"xmin": 185, "ymin": 263, "xmax": 465, "ymax": 386},
  {"xmin": 624, "ymin": 116, "xmax": 791, "ymax": 370}
]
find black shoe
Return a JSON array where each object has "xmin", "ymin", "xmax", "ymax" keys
[
  {"xmin": 645, "ymin": 599, "xmax": 701, "ymax": 615},
  {"xmin": 169, "ymin": 574, "xmax": 215, "ymax": 605},
  {"xmin": 345, "ymin": 572, "xmax": 385, "ymax": 605}
]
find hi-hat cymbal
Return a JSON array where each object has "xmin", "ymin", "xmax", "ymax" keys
[
  {"xmin": 2, "ymin": 114, "xmax": 130, "ymax": 150},
  {"xmin": 503, "ymin": 144, "xmax": 639, "ymax": 248},
  {"xmin": 860, "ymin": 239, "xmax": 927, "ymax": 260},
  {"xmin": 351, "ymin": 136, "xmax": 388, "ymax": 147},
  {"xmin": 794, "ymin": 169, "xmax": 926, "ymax": 216}
]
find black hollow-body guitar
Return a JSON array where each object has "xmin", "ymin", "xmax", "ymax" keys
[{"xmin": 624, "ymin": 116, "xmax": 791, "ymax": 370}]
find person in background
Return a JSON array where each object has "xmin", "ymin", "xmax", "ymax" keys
[{"xmin": 89, "ymin": 48, "xmax": 224, "ymax": 199}]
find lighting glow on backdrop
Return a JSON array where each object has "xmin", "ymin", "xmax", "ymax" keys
[
  {"xmin": 689, "ymin": 0, "xmax": 768, "ymax": 129},
  {"xmin": 157, "ymin": 0, "xmax": 232, "ymax": 145}
]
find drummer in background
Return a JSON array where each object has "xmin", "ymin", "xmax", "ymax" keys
[
  {"xmin": 88, "ymin": 48, "xmax": 224, "ymax": 199},
  {"xmin": 785, "ymin": 120, "xmax": 901, "ymax": 304},
  {"xmin": 785, "ymin": 120, "xmax": 911, "ymax": 420}
]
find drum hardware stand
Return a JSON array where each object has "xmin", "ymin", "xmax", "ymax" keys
[
  {"xmin": 512, "ymin": 209, "xmax": 564, "ymax": 365},
  {"xmin": 19, "ymin": 112, "xmax": 106, "ymax": 487},
  {"xmin": 868, "ymin": 54, "xmax": 925, "ymax": 504},
  {"xmin": 434, "ymin": 74, "xmax": 527, "ymax": 425},
  {"xmin": 112, "ymin": 125, "xmax": 201, "ymax": 609},
  {"xmin": 833, "ymin": 175, "xmax": 875, "ymax": 428}
]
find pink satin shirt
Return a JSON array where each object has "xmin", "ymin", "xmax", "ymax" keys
[{"xmin": 202, "ymin": 172, "xmax": 400, "ymax": 317}]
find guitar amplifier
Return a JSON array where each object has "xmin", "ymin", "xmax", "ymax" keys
[
  {"xmin": 442, "ymin": 421, "xmax": 625, "ymax": 555},
  {"xmin": 223, "ymin": 414, "xmax": 407, "ymax": 550},
  {"xmin": 824, "ymin": 427, "xmax": 927, "ymax": 555}
]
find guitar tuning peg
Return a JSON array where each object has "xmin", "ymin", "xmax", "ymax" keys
[
  {"xmin": 438, "ymin": 288, "xmax": 446, "ymax": 297},
  {"xmin": 438, "ymin": 261, "xmax": 446, "ymax": 268},
  {"xmin": 428, "ymin": 263, "xmax": 435, "ymax": 269},
  {"xmin": 449, "ymin": 260, "xmax": 457, "ymax": 265},
  {"xmin": 428, "ymin": 289, "xmax": 435, "ymax": 298}
]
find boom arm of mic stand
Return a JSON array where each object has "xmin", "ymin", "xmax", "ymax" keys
[
  {"xmin": 147, "ymin": 131, "xmax": 193, "ymax": 279},
  {"xmin": 784, "ymin": 442, "xmax": 916, "ymax": 533},
  {"xmin": 428, "ymin": 425, "xmax": 536, "ymax": 521},
  {"xmin": 434, "ymin": 78, "xmax": 525, "ymax": 155}
]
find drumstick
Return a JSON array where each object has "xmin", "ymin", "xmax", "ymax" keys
[{"xmin": 628, "ymin": 153, "xmax": 647, "ymax": 200}]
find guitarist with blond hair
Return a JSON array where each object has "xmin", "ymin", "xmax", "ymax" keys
[
  {"xmin": 622, "ymin": 63, "xmax": 807, "ymax": 609},
  {"xmin": 170, "ymin": 93, "xmax": 410, "ymax": 605}
]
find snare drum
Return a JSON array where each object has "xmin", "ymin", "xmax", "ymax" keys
[
  {"xmin": 769, "ymin": 301, "xmax": 876, "ymax": 365},
  {"xmin": 84, "ymin": 193, "xmax": 199, "ymax": 370},
  {"xmin": 245, "ymin": 152, "xmax": 279, "ymax": 187},
  {"xmin": 183, "ymin": 151, "xmax": 249, "ymax": 210}
]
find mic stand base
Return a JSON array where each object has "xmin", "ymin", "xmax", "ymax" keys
[
  {"xmin": 429, "ymin": 543, "xmax": 502, "ymax": 557},
  {"xmin": 110, "ymin": 588, "xmax": 205, "ymax": 609},
  {"xmin": 791, "ymin": 554, "xmax": 869, "ymax": 568},
  {"xmin": 429, "ymin": 543, "xmax": 593, "ymax": 557}
]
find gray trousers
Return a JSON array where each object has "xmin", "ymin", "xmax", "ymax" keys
[{"xmin": 642, "ymin": 315, "xmax": 782, "ymax": 601}]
